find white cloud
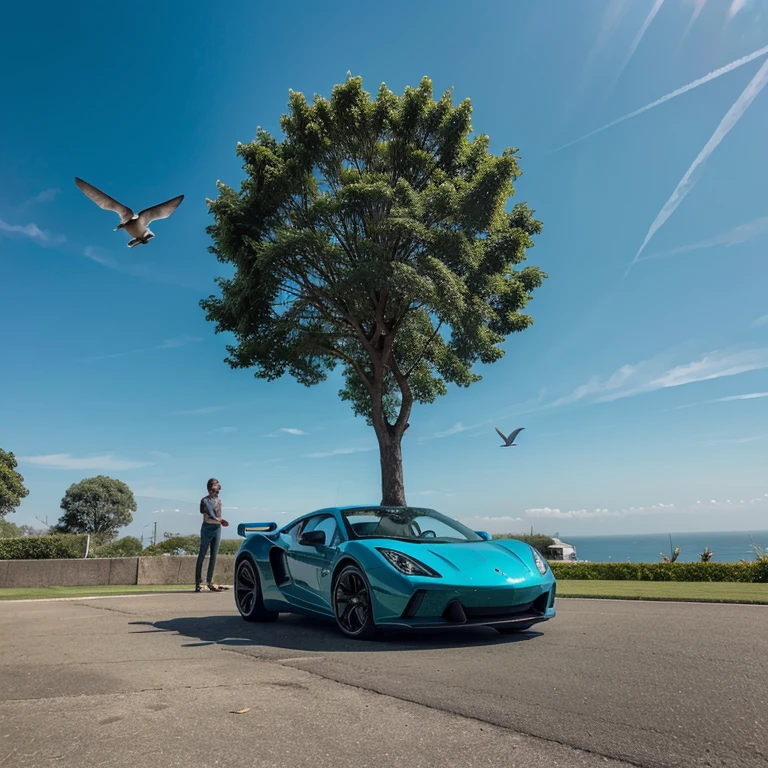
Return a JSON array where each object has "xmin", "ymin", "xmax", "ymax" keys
[
  {"xmin": 19, "ymin": 453, "xmax": 152, "ymax": 470},
  {"xmin": 31, "ymin": 188, "xmax": 61, "ymax": 204},
  {"xmin": 696, "ymin": 434, "xmax": 767, "ymax": 445},
  {"xmin": 304, "ymin": 446, "xmax": 376, "ymax": 459},
  {"xmin": 550, "ymin": 347, "xmax": 768, "ymax": 408},
  {"xmin": 0, "ymin": 219, "xmax": 65, "ymax": 247},
  {"xmin": 626, "ymin": 57, "xmax": 768, "ymax": 273},
  {"xmin": 677, "ymin": 391, "xmax": 768, "ymax": 408},
  {"xmin": 265, "ymin": 428, "xmax": 307, "ymax": 437},
  {"xmin": 19, "ymin": 187, "xmax": 62, "ymax": 208},
  {"xmin": 79, "ymin": 335, "xmax": 201, "ymax": 362},
  {"xmin": 753, "ymin": 314, "xmax": 768, "ymax": 327},
  {"xmin": 525, "ymin": 507, "xmax": 619, "ymax": 520},
  {"xmin": 82, "ymin": 246, "xmax": 204, "ymax": 290},
  {"xmin": 175, "ymin": 405, "xmax": 228, "ymax": 416},
  {"xmin": 639, "ymin": 216, "xmax": 768, "ymax": 262}
]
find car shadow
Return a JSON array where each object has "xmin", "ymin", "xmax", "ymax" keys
[{"xmin": 128, "ymin": 612, "xmax": 544, "ymax": 653}]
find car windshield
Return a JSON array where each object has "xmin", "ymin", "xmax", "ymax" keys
[{"xmin": 342, "ymin": 507, "xmax": 483, "ymax": 543}]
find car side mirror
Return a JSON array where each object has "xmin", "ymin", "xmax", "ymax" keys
[
  {"xmin": 474, "ymin": 530, "xmax": 491, "ymax": 541},
  {"xmin": 299, "ymin": 530, "xmax": 326, "ymax": 547}
]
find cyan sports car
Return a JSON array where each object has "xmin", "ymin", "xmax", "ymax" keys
[{"xmin": 233, "ymin": 505, "xmax": 556, "ymax": 639}]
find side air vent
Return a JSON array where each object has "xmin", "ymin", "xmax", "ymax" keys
[{"xmin": 402, "ymin": 590, "xmax": 426, "ymax": 618}]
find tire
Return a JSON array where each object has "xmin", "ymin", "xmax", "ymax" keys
[
  {"xmin": 495, "ymin": 622, "xmax": 535, "ymax": 634},
  {"xmin": 332, "ymin": 564, "xmax": 377, "ymax": 639},
  {"xmin": 234, "ymin": 556, "xmax": 279, "ymax": 623}
]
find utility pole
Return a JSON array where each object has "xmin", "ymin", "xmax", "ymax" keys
[{"xmin": 153, "ymin": 522, "xmax": 158, "ymax": 547}]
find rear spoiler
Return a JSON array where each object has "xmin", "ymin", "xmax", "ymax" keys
[{"xmin": 237, "ymin": 521, "xmax": 279, "ymax": 537}]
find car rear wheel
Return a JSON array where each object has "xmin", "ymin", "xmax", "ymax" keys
[
  {"xmin": 332, "ymin": 564, "xmax": 377, "ymax": 639},
  {"xmin": 495, "ymin": 622, "xmax": 535, "ymax": 634},
  {"xmin": 235, "ymin": 556, "xmax": 278, "ymax": 622}
]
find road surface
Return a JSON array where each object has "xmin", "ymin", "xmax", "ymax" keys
[{"xmin": 1, "ymin": 593, "xmax": 765, "ymax": 767}]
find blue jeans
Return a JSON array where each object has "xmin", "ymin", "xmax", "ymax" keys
[{"xmin": 195, "ymin": 523, "xmax": 222, "ymax": 585}]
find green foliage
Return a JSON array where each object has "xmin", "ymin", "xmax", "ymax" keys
[
  {"xmin": 92, "ymin": 536, "xmax": 143, "ymax": 558},
  {"xmin": 492, "ymin": 533, "xmax": 555, "ymax": 557},
  {"xmin": 142, "ymin": 534, "xmax": 241, "ymax": 556},
  {"xmin": 0, "ymin": 534, "xmax": 89, "ymax": 560},
  {"xmin": 0, "ymin": 449, "xmax": 30, "ymax": 518},
  {"xmin": 550, "ymin": 561, "xmax": 768, "ymax": 584},
  {"xmin": 201, "ymin": 75, "xmax": 546, "ymax": 503},
  {"xmin": 54, "ymin": 475, "xmax": 136, "ymax": 539}
]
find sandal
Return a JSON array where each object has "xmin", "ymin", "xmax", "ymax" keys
[
  {"xmin": 208, "ymin": 583, "xmax": 228, "ymax": 592},
  {"xmin": 195, "ymin": 584, "xmax": 209, "ymax": 592}
]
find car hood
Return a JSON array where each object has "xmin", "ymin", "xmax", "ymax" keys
[{"xmin": 374, "ymin": 540, "xmax": 539, "ymax": 585}]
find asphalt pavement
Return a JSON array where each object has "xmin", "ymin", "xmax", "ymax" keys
[{"xmin": 1, "ymin": 593, "xmax": 765, "ymax": 768}]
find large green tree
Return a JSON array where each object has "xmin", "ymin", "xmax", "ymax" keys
[
  {"xmin": 0, "ymin": 449, "xmax": 30, "ymax": 518},
  {"xmin": 54, "ymin": 475, "xmax": 136, "ymax": 539},
  {"xmin": 202, "ymin": 76, "xmax": 545, "ymax": 505}
]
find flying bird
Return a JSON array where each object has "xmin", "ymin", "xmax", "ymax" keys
[
  {"xmin": 74, "ymin": 177, "xmax": 184, "ymax": 248},
  {"xmin": 495, "ymin": 427, "xmax": 524, "ymax": 447}
]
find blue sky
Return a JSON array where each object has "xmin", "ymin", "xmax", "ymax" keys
[{"xmin": 2, "ymin": 0, "xmax": 768, "ymax": 539}]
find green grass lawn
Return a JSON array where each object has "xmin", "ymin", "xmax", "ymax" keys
[
  {"xmin": 0, "ymin": 584, "xmax": 198, "ymax": 601},
  {"xmin": 556, "ymin": 580, "xmax": 768, "ymax": 604}
]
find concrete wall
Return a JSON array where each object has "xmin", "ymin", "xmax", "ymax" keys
[{"xmin": 0, "ymin": 555, "xmax": 236, "ymax": 589}]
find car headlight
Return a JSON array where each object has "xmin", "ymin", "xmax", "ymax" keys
[
  {"xmin": 376, "ymin": 548, "xmax": 441, "ymax": 578},
  {"xmin": 531, "ymin": 546, "xmax": 548, "ymax": 575}
]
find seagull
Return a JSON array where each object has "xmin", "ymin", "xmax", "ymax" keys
[
  {"xmin": 495, "ymin": 427, "xmax": 525, "ymax": 447},
  {"xmin": 74, "ymin": 177, "xmax": 184, "ymax": 248}
]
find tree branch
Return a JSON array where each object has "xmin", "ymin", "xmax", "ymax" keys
[{"xmin": 404, "ymin": 319, "xmax": 443, "ymax": 378}]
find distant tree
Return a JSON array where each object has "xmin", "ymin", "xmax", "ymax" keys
[
  {"xmin": 201, "ymin": 75, "xmax": 546, "ymax": 505},
  {"xmin": 700, "ymin": 547, "xmax": 713, "ymax": 563},
  {"xmin": 93, "ymin": 536, "xmax": 143, "ymax": 558},
  {"xmin": 54, "ymin": 475, "xmax": 136, "ymax": 540},
  {"xmin": 0, "ymin": 449, "xmax": 30, "ymax": 518}
]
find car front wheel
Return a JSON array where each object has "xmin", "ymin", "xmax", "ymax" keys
[
  {"xmin": 332, "ymin": 564, "xmax": 377, "ymax": 639},
  {"xmin": 235, "ymin": 556, "xmax": 279, "ymax": 623}
]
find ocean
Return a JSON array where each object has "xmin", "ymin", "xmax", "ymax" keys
[{"xmin": 554, "ymin": 530, "xmax": 768, "ymax": 564}]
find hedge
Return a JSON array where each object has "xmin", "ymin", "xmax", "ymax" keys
[
  {"xmin": 549, "ymin": 560, "xmax": 768, "ymax": 584},
  {"xmin": 0, "ymin": 534, "xmax": 89, "ymax": 560}
]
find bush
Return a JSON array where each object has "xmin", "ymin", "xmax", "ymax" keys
[
  {"xmin": 92, "ymin": 536, "xmax": 143, "ymax": 558},
  {"xmin": 141, "ymin": 535, "xmax": 241, "ymax": 556},
  {"xmin": 550, "ymin": 560, "xmax": 768, "ymax": 584},
  {"xmin": 493, "ymin": 533, "xmax": 555, "ymax": 557},
  {"xmin": 0, "ymin": 534, "xmax": 89, "ymax": 560}
]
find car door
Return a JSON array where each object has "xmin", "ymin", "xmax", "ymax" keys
[{"xmin": 283, "ymin": 514, "xmax": 341, "ymax": 612}]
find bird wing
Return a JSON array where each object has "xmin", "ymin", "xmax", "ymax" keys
[
  {"xmin": 137, "ymin": 195, "xmax": 184, "ymax": 227},
  {"xmin": 494, "ymin": 427, "xmax": 508, "ymax": 443},
  {"xmin": 74, "ymin": 178, "xmax": 134, "ymax": 222},
  {"xmin": 507, "ymin": 427, "xmax": 525, "ymax": 443}
]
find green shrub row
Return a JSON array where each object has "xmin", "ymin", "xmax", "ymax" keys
[
  {"xmin": 0, "ymin": 534, "xmax": 242, "ymax": 560},
  {"xmin": 549, "ymin": 560, "xmax": 768, "ymax": 583},
  {"xmin": 0, "ymin": 534, "xmax": 89, "ymax": 560}
]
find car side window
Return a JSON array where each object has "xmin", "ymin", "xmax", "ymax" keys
[
  {"xmin": 303, "ymin": 515, "xmax": 340, "ymax": 547},
  {"xmin": 282, "ymin": 519, "xmax": 307, "ymax": 545}
]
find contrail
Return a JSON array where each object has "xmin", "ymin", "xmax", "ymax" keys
[
  {"xmin": 612, "ymin": 0, "xmax": 666, "ymax": 87},
  {"xmin": 553, "ymin": 43, "xmax": 768, "ymax": 152},
  {"xmin": 680, "ymin": 0, "xmax": 707, "ymax": 46},
  {"xmin": 625, "ymin": 58, "xmax": 768, "ymax": 276},
  {"xmin": 638, "ymin": 217, "xmax": 768, "ymax": 262}
]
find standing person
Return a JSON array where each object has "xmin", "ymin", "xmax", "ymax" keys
[{"xmin": 195, "ymin": 478, "xmax": 228, "ymax": 592}]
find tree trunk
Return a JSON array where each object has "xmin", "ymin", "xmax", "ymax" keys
[{"xmin": 378, "ymin": 430, "xmax": 406, "ymax": 506}]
